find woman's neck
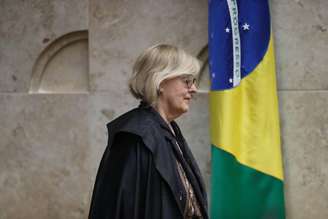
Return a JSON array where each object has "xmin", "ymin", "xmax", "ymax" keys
[
  {"xmin": 153, "ymin": 102, "xmax": 177, "ymax": 135},
  {"xmin": 154, "ymin": 101, "xmax": 174, "ymax": 123}
]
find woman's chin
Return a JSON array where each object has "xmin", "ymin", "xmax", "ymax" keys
[{"xmin": 180, "ymin": 104, "xmax": 190, "ymax": 113}]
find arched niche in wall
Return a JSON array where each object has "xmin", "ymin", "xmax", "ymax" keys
[
  {"xmin": 197, "ymin": 44, "xmax": 210, "ymax": 93},
  {"xmin": 29, "ymin": 30, "xmax": 89, "ymax": 93}
]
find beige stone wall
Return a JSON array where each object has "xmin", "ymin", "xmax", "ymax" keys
[
  {"xmin": 0, "ymin": 0, "xmax": 327, "ymax": 218},
  {"xmin": 272, "ymin": 0, "xmax": 328, "ymax": 218}
]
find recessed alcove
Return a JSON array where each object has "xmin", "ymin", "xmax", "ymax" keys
[
  {"xmin": 29, "ymin": 30, "xmax": 89, "ymax": 93},
  {"xmin": 197, "ymin": 45, "xmax": 210, "ymax": 93}
]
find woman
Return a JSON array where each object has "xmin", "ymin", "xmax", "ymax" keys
[{"xmin": 88, "ymin": 44, "xmax": 208, "ymax": 219}]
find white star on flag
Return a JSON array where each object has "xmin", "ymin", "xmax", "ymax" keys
[
  {"xmin": 212, "ymin": 73, "xmax": 216, "ymax": 78},
  {"xmin": 229, "ymin": 78, "xmax": 233, "ymax": 83},
  {"xmin": 225, "ymin": 27, "xmax": 230, "ymax": 33},
  {"xmin": 242, "ymin": 23, "xmax": 250, "ymax": 31}
]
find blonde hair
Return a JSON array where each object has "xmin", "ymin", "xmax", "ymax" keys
[{"xmin": 129, "ymin": 44, "xmax": 200, "ymax": 105}]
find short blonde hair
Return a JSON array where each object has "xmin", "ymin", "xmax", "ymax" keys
[{"xmin": 129, "ymin": 44, "xmax": 200, "ymax": 105}]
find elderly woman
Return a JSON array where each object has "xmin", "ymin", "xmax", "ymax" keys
[{"xmin": 88, "ymin": 44, "xmax": 208, "ymax": 219}]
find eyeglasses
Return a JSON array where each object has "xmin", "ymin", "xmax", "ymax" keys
[{"xmin": 180, "ymin": 75, "xmax": 197, "ymax": 88}]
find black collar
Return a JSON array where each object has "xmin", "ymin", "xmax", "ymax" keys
[{"xmin": 138, "ymin": 101, "xmax": 177, "ymax": 138}]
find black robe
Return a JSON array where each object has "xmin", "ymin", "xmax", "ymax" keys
[{"xmin": 88, "ymin": 103, "xmax": 208, "ymax": 219}]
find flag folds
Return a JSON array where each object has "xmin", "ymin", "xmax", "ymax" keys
[{"xmin": 209, "ymin": 0, "xmax": 285, "ymax": 218}]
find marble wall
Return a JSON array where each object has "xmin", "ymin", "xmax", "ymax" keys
[{"xmin": 0, "ymin": 0, "xmax": 327, "ymax": 218}]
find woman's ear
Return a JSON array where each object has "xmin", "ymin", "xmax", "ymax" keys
[{"xmin": 157, "ymin": 87, "xmax": 164, "ymax": 96}]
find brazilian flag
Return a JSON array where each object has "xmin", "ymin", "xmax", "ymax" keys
[{"xmin": 209, "ymin": 0, "xmax": 286, "ymax": 218}]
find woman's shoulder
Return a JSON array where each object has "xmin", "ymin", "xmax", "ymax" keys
[
  {"xmin": 107, "ymin": 107, "xmax": 161, "ymax": 138},
  {"xmin": 106, "ymin": 106, "xmax": 172, "ymax": 156},
  {"xmin": 110, "ymin": 131, "xmax": 145, "ymax": 151}
]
